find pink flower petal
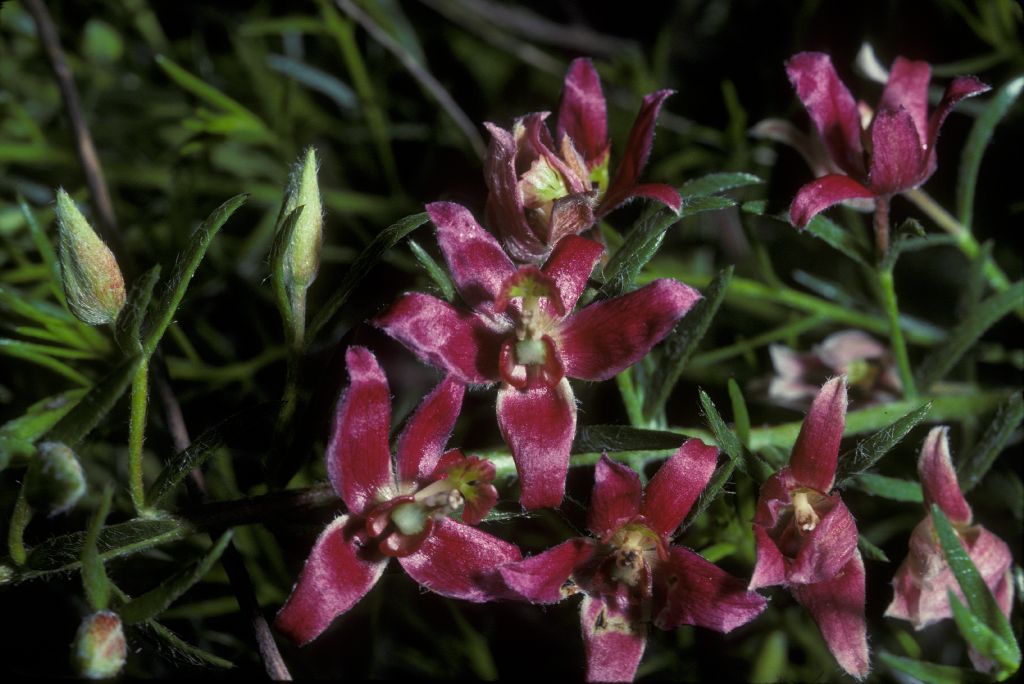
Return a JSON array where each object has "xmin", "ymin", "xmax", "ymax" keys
[
  {"xmin": 541, "ymin": 235, "xmax": 604, "ymax": 315},
  {"xmin": 497, "ymin": 378, "xmax": 577, "ymax": 509},
  {"xmin": 558, "ymin": 279, "xmax": 700, "ymax": 381},
  {"xmin": 499, "ymin": 538, "xmax": 595, "ymax": 604},
  {"xmin": 785, "ymin": 52, "xmax": 865, "ymax": 177},
  {"xmin": 327, "ymin": 348, "xmax": 394, "ymax": 514},
  {"xmin": 816, "ymin": 330, "xmax": 888, "ymax": 369},
  {"xmin": 275, "ymin": 516, "xmax": 387, "ymax": 645},
  {"xmin": 427, "ymin": 201, "xmax": 516, "ymax": 312},
  {"xmin": 557, "ymin": 58, "xmax": 609, "ymax": 166},
  {"xmin": 880, "ymin": 57, "xmax": 932, "ymax": 142},
  {"xmin": 654, "ymin": 546, "xmax": 767, "ymax": 632},
  {"xmin": 484, "ymin": 123, "xmax": 548, "ymax": 263},
  {"xmin": 398, "ymin": 518, "xmax": 522, "ymax": 601},
  {"xmin": 580, "ymin": 595, "xmax": 647, "ymax": 683},
  {"xmin": 918, "ymin": 427, "xmax": 972, "ymax": 526},
  {"xmin": 600, "ymin": 89, "xmax": 675, "ymax": 215},
  {"xmin": 791, "ymin": 554, "xmax": 869, "ymax": 680},
  {"xmin": 789, "ymin": 174, "xmax": 874, "ymax": 228},
  {"xmin": 868, "ymin": 107, "xmax": 926, "ymax": 194},
  {"xmin": 588, "ymin": 456, "xmax": 643, "ymax": 537},
  {"xmin": 789, "ymin": 495, "xmax": 859, "ymax": 585},
  {"xmin": 790, "ymin": 376, "xmax": 847, "ymax": 492},
  {"xmin": 395, "ymin": 377, "xmax": 465, "ymax": 485},
  {"xmin": 374, "ymin": 292, "xmax": 505, "ymax": 384},
  {"xmin": 620, "ymin": 182, "xmax": 682, "ymax": 213},
  {"xmin": 925, "ymin": 76, "xmax": 990, "ymax": 176},
  {"xmin": 749, "ymin": 525, "xmax": 788, "ymax": 590},
  {"xmin": 641, "ymin": 439, "xmax": 718, "ymax": 536}
]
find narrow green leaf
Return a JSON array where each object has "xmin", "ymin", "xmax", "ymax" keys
[
  {"xmin": 958, "ymin": 76, "xmax": 1024, "ymax": 231},
  {"xmin": 698, "ymin": 390, "xmax": 743, "ymax": 463},
  {"xmin": 143, "ymin": 621, "xmax": 234, "ymax": 669},
  {"xmin": 848, "ymin": 473, "xmax": 923, "ymax": 502},
  {"xmin": 265, "ymin": 54, "xmax": 357, "ymax": 111},
  {"xmin": 880, "ymin": 227, "xmax": 958, "ymax": 272},
  {"xmin": 7, "ymin": 483, "xmax": 31, "ymax": 565},
  {"xmin": 684, "ymin": 459, "xmax": 737, "ymax": 528},
  {"xmin": 858, "ymin": 533, "xmax": 890, "ymax": 562},
  {"xmin": 958, "ymin": 392, "xmax": 1023, "ymax": 492},
  {"xmin": 0, "ymin": 339, "xmax": 92, "ymax": 385},
  {"xmin": 308, "ymin": 212, "xmax": 429, "ymax": 341},
  {"xmin": 17, "ymin": 193, "xmax": 64, "ymax": 305},
  {"xmin": 750, "ymin": 631, "xmax": 787, "ymax": 683},
  {"xmin": 727, "ymin": 378, "xmax": 751, "ymax": 447},
  {"xmin": 916, "ymin": 281, "xmax": 1024, "ymax": 390},
  {"xmin": 143, "ymin": 195, "xmax": 248, "ymax": 357},
  {"xmin": 802, "ymin": 213, "xmax": 871, "ymax": 267},
  {"xmin": 120, "ymin": 531, "xmax": 232, "ymax": 624},
  {"xmin": 678, "ymin": 172, "xmax": 762, "ymax": 198},
  {"xmin": 45, "ymin": 355, "xmax": 142, "ymax": 445},
  {"xmin": 0, "ymin": 389, "xmax": 85, "ymax": 448},
  {"xmin": 948, "ymin": 591, "xmax": 1020, "ymax": 674},
  {"xmin": 878, "ymin": 651, "xmax": 983, "ymax": 684},
  {"xmin": 146, "ymin": 429, "xmax": 226, "ymax": 508},
  {"xmin": 269, "ymin": 206, "xmax": 304, "ymax": 339},
  {"xmin": 643, "ymin": 266, "xmax": 733, "ymax": 421},
  {"xmin": 571, "ymin": 425, "xmax": 684, "ymax": 454},
  {"xmin": 81, "ymin": 488, "xmax": 113, "ymax": 611},
  {"xmin": 115, "ymin": 265, "xmax": 161, "ymax": 354},
  {"xmin": 958, "ymin": 241, "xmax": 993, "ymax": 319},
  {"xmin": 836, "ymin": 403, "xmax": 932, "ymax": 484},
  {"xmin": 408, "ymin": 239, "xmax": 455, "ymax": 301}
]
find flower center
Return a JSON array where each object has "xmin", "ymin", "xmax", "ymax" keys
[
  {"xmin": 494, "ymin": 268, "xmax": 566, "ymax": 390},
  {"xmin": 606, "ymin": 524, "xmax": 662, "ymax": 589},
  {"xmin": 792, "ymin": 489, "xmax": 821, "ymax": 533}
]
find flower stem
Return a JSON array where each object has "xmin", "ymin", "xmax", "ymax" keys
[
  {"xmin": 874, "ymin": 197, "xmax": 891, "ymax": 260},
  {"xmin": 127, "ymin": 359, "xmax": 149, "ymax": 514},
  {"xmin": 877, "ymin": 268, "xmax": 918, "ymax": 400}
]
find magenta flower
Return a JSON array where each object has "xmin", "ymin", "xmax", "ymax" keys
[
  {"xmin": 785, "ymin": 52, "xmax": 988, "ymax": 247},
  {"xmin": 376, "ymin": 202, "xmax": 699, "ymax": 510},
  {"xmin": 499, "ymin": 443, "xmax": 767, "ymax": 682},
  {"xmin": 769, "ymin": 330, "xmax": 901, "ymax": 409},
  {"xmin": 748, "ymin": 376, "xmax": 870, "ymax": 679},
  {"xmin": 485, "ymin": 58, "xmax": 682, "ymax": 263},
  {"xmin": 886, "ymin": 427, "xmax": 1014, "ymax": 670},
  {"xmin": 274, "ymin": 347, "xmax": 520, "ymax": 645}
]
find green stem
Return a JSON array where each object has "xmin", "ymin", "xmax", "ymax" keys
[
  {"xmin": 8, "ymin": 482, "xmax": 32, "ymax": 565},
  {"xmin": 128, "ymin": 359, "xmax": 150, "ymax": 514},
  {"xmin": 688, "ymin": 314, "xmax": 828, "ymax": 369},
  {"xmin": 878, "ymin": 269, "xmax": 918, "ymax": 400},
  {"xmin": 615, "ymin": 369, "xmax": 645, "ymax": 428}
]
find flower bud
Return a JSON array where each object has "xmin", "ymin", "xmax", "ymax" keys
[
  {"xmin": 25, "ymin": 441, "xmax": 86, "ymax": 516},
  {"xmin": 55, "ymin": 189, "xmax": 125, "ymax": 325},
  {"xmin": 72, "ymin": 611, "xmax": 126, "ymax": 679},
  {"xmin": 278, "ymin": 147, "xmax": 323, "ymax": 293}
]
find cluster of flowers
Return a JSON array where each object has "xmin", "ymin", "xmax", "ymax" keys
[{"xmin": 273, "ymin": 56, "xmax": 1012, "ymax": 681}]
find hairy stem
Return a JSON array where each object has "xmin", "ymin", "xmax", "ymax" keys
[{"xmin": 877, "ymin": 268, "xmax": 918, "ymax": 400}]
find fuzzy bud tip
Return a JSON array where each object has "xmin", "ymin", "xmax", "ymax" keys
[
  {"xmin": 55, "ymin": 189, "xmax": 125, "ymax": 326},
  {"xmin": 72, "ymin": 611, "xmax": 126, "ymax": 679}
]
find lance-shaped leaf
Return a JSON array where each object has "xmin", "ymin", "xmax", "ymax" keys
[
  {"xmin": 848, "ymin": 473, "xmax": 923, "ymax": 502},
  {"xmin": 836, "ymin": 402, "xmax": 931, "ymax": 484},
  {"xmin": 114, "ymin": 265, "xmax": 161, "ymax": 353},
  {"xmin": 408, "ymin": 239, "xmax": 455, "ymax": 301},
  {"xmin": 45, "ymin": 354, "xmax": 142, "ymax": 446},
  {"xmin": 728, "ymin": 378, "xmax": 751, "ymax": 447},
  {"xmin": 802, "ymin": 213, "xmax": 871, "ymax": 267},
  {"xmin": 571, "ymin": 425, "xmax": 684, "ymax": 453},
  {"xmin": 81, "ymin": 488, "xmax": 113, "ymax": 611},
  {"xmin": 958, "ymin": 393, "xmax": 1023, "ymax": 493},
  {"xmin": 879, "ymin": 651, "xmax": 985, "ymax": 684},
  {"xmin": 143, "ymin": 621, "xmax": 234, "ymax": 669},
  {"xmin": 678, "ymin": 172, "xmax": 763, "ymax": 198}
]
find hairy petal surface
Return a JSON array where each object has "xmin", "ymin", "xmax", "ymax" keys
[
  {"xmin": 588, "ymin": 456, "xmax": 643, "ymax": 537},
  {"xmin": 557, "ymin": 58, "xmax": 608, "ymax": 164},
  {"xmin": 542, "ymin": 236, "xmax": 604, "ymax": 315},
  {"xmin": 788, "ymin": 495, "xmax": 859, "ymax": 585},
  {"xmin": 275, "ymin": 516, "xmax": 387, "ymax": 645},
  {"xmin": 880, "ymin": 57, "xmax": 931, "ymax": 141},
  {"xmin": 790, "ymin": 175, "xmax": 874, "ymax": 228},
  {"xmin": 868, "ymin": 107, "xmax": 926, "ymax": 194},
  {"xmin": 395, "ymin": 377, "xmax": 465, "ymax": 485},
  {"xmin": 483, "ymin": 123, "xmax": 547, "ymax": 263},
  {"xmin": 581, "ymin": 595, "xmax": 647, "ymax": 683},
  {"xmin": 749, "ymin": 525, "xmax": 788, "ymax": 590},
  {"xmin": 600, "ymin": 90, "xmax": 677, "ymax": 215},
  {"xmin": 792, "ymin": 554, "xmax": 869, "ymax": 680},
  {"xmin": 790, "ymin": 376, "xmax": 848, "ymax": 492},
  {"xmin": 559, "ymin": 279, "xmax": 700, "ymax": 381},
  {"xmin": 499, "ymin": 538, "xmax": 595, "ymax": 604},
  {"xmin": 925, "ymin": 76, "xmax": 990, "ymax": 175},
  {"xmin": 655, "ymin": 546, "xmax": 767, "ymax": 632},
  {"xmin": 497, "ymin": 378, "xmax": 577, "ymax": 509},
  {"xmin": 918, "ymin": 427, "xmax": 972, "ymax": 525},
  {"xmin": 642, "ymin": 439, "xmax": 718, "ymax": 536},
  {"xmin": 399, "ymin": 519, "xmax": 522, "ymax": 601},
  {"xmin": 327, "ymin": 348, "xmax": 394, "ymax": 514}
]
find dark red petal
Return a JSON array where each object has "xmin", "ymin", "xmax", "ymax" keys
[
  {"xmin": 654, "ymin": 546, "xmax": 767, "ymax": 632},
  {"xmin": 581, "ymin": 595, "xmax": 647, "ymax": 683},
  {"xmin": 523, "ymin": 112, "xmax": 588, "ymax": 193},
  {"xmin": 749, "ymin": 525, "xmax": 788, "ymax": 590},
  {"xmin": 868, "ymin": 107, "xmax": 926, "ymax": 194},
  {"xmin": 791, "ymin": 554, "xmax": 870, "ymax": 680},
  {"xmin": 542, "ymin": 235, "xmax": 605, "ymax": 315},
  {"xmin": 427, "ymin": 201, "xmax": 516, "ymax": 312},
  {"xmin": 499, "ymin": 538, "xmax": 595, "ymax": 603},
  {"xmin": 557, "ymin": 58, "xmax": 608, "ymax": 165},
  {"xmin": 547, "ymin": 192, "xmax": 597, "ymax": 245},
  {"xmin": 752, "ymin": 469, "xmax": 798, "ymax": 528},
  {"xmin": 599, "ymin": 182, "xmax": 681, "ymax": 216},
  {"xmin": 395, "ymin": 377, "xmax": 465, "ymax": 486},
  {"xmin": 559, "ymin": 279, "xmax": 700, "ymax": 381},
  {"xmin": 789, "ymin": 495, "xmax": 859, "ymax": 585},
  {"xmin": 588, "ymin": 455, "xmax": 643, "ymax": 537},
  {"xmin": 494, "ymin": 266, "xmax": 564, "ymax": 316},
  {"xmin": 374, "ymin": 292, "xmax": 505, "ymax": 383},
  {"xmin": 496, "ymin": 379, "xmax": 577, "ymax": 509},
  {"xmin": 275, "ymin": 516, "xmax": 387, "ymax": 645},
  {"xmin": 484, "ymin": 123, "xmax": 548, "ymax": 263},
  {"xmin": 880, "ymin": 57, "xmax": 931, "ymax": 142},
  {"xmin": 785, "ymin": 52, "xmax": 865, "ymax": 177},
  {"xmin": 790, "ymin": 376, "xmax": 847, "ymax": 492},
  {"xmin": 918, "ymin": 427, "xmax": 972, "ymax": 526},
  {"xmin": 925, "ymin": 76, "xmax": 990, "ymax": 176},
  {"xmin": 398, "ymin": 519, "xmax": 522, "ymax": 601},
  {"xmin": 327, "ymin": 348, "xmax": 394, "ymax": 514},
  {"xmin": 642, "ymin": 439, "xmax": 718, "ymax": 535},
  {"xmin": 601, "ymin": 89, "xmax": 675, "ymax": 214},
  {"xmin": 789, "ymin": 174, "xmax": 874, "ymax": 228}
]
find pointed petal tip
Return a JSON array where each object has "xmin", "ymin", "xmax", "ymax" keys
[{"xmin": 918, "ymin": 426, "xmax": 972, "ymax": 525}]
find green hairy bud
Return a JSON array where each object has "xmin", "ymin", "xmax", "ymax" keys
[
  {"xmin": 55, "ymin": 189, "xmax": 126, "ymax": 325},
  {"xmin": 25, "ymin": 441, "xmax": 86, "ymax": 516},
  {"xmin": 72, "ymin": 611, "xmax": 127, "ymax": 679},
  {"xmin": 279, "ymin": 146, "xmax": 323, "ymax": 293}
]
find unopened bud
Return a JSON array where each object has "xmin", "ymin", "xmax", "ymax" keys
[
  {"xmin": 278, "ymin": 147, "xmax": 323, "ymax": 292},
  {"xmin": 55, "ymin": 189, "xmax": 125, "ymax": 325},
  {"xmin": 25, "ymin": 441, "xmax": 86, "ymax": 516},
  {"xmin": 72, "ymin": 611, "xmax": 126, "ymax": 679}
]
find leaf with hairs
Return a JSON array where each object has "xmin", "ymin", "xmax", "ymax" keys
[
  {"xmin": 45, "ymin": 355, "xmax": 142, "ymax": 445},
  {"xmin": 836, "ymin": 403, "xmax": 931, "ymax": 484},
  {"xmin": 958, "ymin": 393, "xmax": 1023, "ymax": 493},
  {"xmin": 571, "ymin": 425, "xmax": 684, "ymax": 454}
]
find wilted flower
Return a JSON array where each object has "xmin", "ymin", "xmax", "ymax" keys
[
  {"xmin": 749, "ymin": 376, "xmax": 869, "ymax": 678},
  {"xmin": 769, "ymin": 330, "xmax": 901, "ymax": 408},
  {"xmin": 885, "ymin": 426, "xmax": 1014, "ymax": 671},
  {"xmin": 782, "ymin": 52, "xmax": 988, "ymax": 251},
  {"xmin": 375, "ymin": 202, "xmax": 699, "ymax": 509},
  {"xmin": 55, "ymin": 188, "xmax": 125, "ymax": 326},
  {"xmin": 275, "ymin": 347, "xmax": 519, "ymax": 645},
  {"xmin": 500, "ymin": 443, "xmax": 766, "ymax": 682},
  {"xmin": 485, "ymin": 58, "xmax": 681, "ymax": 263},
  {"xmin": 72, "ymin": 611, "xmax": 126, "ymax": 679}
]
